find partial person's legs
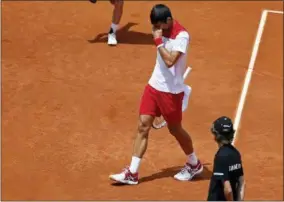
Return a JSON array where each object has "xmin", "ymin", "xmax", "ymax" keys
[{"xmin": 108, "ymin": 0, "xmax": 124, "ymax": 45}]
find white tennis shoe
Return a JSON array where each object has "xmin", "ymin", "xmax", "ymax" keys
[
  {"xmin": 109, "ymin": 167, "xmax": 139, "ymax": 185},
  {"xmin": 174, "ymin": 160, "xmax": 203, "ymax": 181},
  {"xmin": 108, "ymin": 33, "xmax": 117, "ymax": 46}
]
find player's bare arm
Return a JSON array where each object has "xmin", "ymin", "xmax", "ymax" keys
[
  {"xmin": 237, "ymin": 176, "xmax": 245, "ymax": 200},
  {"xmin": 152, "ymin": 28, "xmax": 183, "ymax": 67},
  {"xmin": 223, "ymin": 180, "xmax": 234, "ymax": 201},
  {"xmin": 158, "ymin": 47, "xmax": 182, "ymax": 68}
]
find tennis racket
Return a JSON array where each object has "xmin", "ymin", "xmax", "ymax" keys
[{"xmin": 152, "ymin": 66, "xmax": 192, "ymax": 130}]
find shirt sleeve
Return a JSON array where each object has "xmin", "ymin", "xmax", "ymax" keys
[
  {"xmin": 172, "ymin": 31, "xmax": 190, "ymax": 54},
  {"xmin": 213, "ymin": 155, "xmax": 229, "ymax": 181}
]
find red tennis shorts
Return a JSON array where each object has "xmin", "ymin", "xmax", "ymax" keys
[{"xmin": 139, "ymin": 84, "xmax": 184, "ymax": 125}]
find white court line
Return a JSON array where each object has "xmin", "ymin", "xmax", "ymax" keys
[
  {"xmin": 233, "ymin": 9, "xmax": 283, "ymax": 145},
  {"xmin": 232, "ymin": 10, "xmax": 269, "ymax": 145},
  {"xmin": 266, "ymin": 9, "xmax": 284, "ymax": 14}
]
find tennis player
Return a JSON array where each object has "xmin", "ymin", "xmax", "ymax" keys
[{"xmin": 109, "ymin": 4, "xmax": 203, "ymax": 185}]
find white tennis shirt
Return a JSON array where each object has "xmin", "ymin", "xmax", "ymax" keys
[{"xmin": 148, "ymin": 21, "xmax": 190, "ymax": 94}]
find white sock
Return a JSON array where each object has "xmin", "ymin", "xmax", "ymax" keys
[
  {"xmin": 110, "ymin": 23, "xmax": 119, "ymax": 33},
  {"xmin": 129, "ymin": 156, "xmax": 141, "ymax": 173},
  {"xmin": 187, "ymin": 152, "xmax": 198, "ymax": 166}
]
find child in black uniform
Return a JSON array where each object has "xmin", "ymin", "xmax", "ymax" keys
[{"xmin": 207, "ymin": 116, "xmax": 245, "ymax": 201}]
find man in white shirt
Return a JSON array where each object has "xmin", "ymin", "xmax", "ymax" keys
[{"xmin": 109, "ymin": 4, "xmax": 203, "ymax": 185}]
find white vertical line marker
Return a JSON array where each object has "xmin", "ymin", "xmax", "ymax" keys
[{"xmin": 232, "ymin": 10, "xmax": 268, "ymax": 145}]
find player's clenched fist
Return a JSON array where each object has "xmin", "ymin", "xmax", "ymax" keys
[
  {"xmin": 152, "ymin": 27, "xmax": 163, "ymax": 39},
  {"xmin": 152, "ymin": 27, "xmax": 163, "ymax": 47}
]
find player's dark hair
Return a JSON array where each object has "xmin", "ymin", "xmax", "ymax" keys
[
  {"xmin": 150, "ymin": 4, "xmax": 172, "ymax": 24},
  {"xmin": 215, "ymin": 133, "xmax": 234, "ymax": 144},
  {"xmin": 211, "ymin": 126, "xmax": 234, "ymax": 144}
]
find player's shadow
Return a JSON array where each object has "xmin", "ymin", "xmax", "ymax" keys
[
  {"xmin": 139, "ymin": 163, "xmax": 212, "ymax": 184},
  {"xmin": 88, "ymin": 22, "xmax": 153, "ymax": 45},
  {"xmin": 111, "ymin": 163, "xmax": 212, "ymax": 186}
]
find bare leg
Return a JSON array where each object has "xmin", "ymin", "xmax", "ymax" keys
[
  {"xmin": 168, "ymin": 123, "xmax": 194, "ymax": 155},
  {"xmin": 112, "ymin": 0, "xmax": 124, "ymax": 25},
  {"xmin": 132, "ymin": 115, "xmax": 154, "ymax": 158},
  {"xmin": 168, "ymin": 123, "xmax": 203, "ymax": 181},
  {"xmin": 109, "ymin": 115, "xmax": 154, "ymax": 184}
]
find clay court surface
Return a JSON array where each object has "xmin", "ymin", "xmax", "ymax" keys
[{"xmin": 1, "ymin": 0, "xmax": 283, "ymax": 200}]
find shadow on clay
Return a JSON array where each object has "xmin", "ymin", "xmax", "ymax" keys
[
  {"xmin": 88, "ymin": 22, "xmax": 153, "ymax": 45},
  {"xmin": 110, "ymin": 163, "xmax": 212, "ymax": 186},
  {"xmin": 139, "ymin": 163, "xmax": 212, "ymax": 184}
]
